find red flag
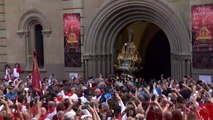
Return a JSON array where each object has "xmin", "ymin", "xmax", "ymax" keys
[{"xmin": 32, "ymin": 50, "xmax": 42, "ymax": 93}]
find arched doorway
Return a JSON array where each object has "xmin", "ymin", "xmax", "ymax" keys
[
  {"xmin": 114, "ymin": 21, "xmax": 171, "ymax": 80},
  {"xmin": 84, "ymin": 0, "xmax": 191, "ymax": 80}
]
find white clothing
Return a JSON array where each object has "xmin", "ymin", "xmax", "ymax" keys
[
  {"xmin": 93, "ymin": 95, "xmax": 102, "ymax": 102},
  {"xmin": 80, "ymin": 96, "xmax": 88, "ymax": 103},
  {"xmin": 64, "ymin": 93, "xmax": 79, "ymax": 101},
  {"xmin": 13, "ymin": 68, "xmax": 20, "ymax": 78},
  {"xmin": 153, "ymin": 88, "xmax": 158, "ymax": 95},
  {"xmin": 64, "ymin": 110, "xmax": 76, "ymax": 120},
  {"xmin": 22, "ymin": 105, "xmax": 27, "ymax": 112},
  {"xmin": 0, "ymin": 105, "xmax": 4, "ymax": 111},
  {"xmin": 46, "ymin": 109, "xmax": 57, "ymax": 120}
]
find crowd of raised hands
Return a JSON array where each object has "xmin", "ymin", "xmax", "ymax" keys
[{"xmin": 0, "ymin": 72, "xmax": 212, "ymax": 120}]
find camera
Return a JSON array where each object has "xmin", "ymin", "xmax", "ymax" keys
[
  {"xmin": 82, "ymin": 102, "xmax": 94, "ymax": 109},
  {"xmin": 32, "ymin": 96, "xmax": 40, "ymax": 105},
  {"xmin": 0, "ymin": 96, "xmax": 5, "ymax": 100},
  {"xmin": 10, "ymin": 104, "xmax": 17, "ymax": 109},
  {"xmin": 82, "ymin": 104, "xmax": 89, "ymax": 109},
  {"xmin": 0, "ymin": 96, "xmax": 7, "ymax": 104}
]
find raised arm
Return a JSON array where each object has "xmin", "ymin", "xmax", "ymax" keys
[{"xmin": 34, "ymin": 100, "xmax": 42, "ymax": 120}]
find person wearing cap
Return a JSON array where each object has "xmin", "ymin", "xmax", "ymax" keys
[{"xmin": 5, "ymin": 86, "xmax": 17, "ymax": 101}]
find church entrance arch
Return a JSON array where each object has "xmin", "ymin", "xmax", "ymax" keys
[
  {"xmin": 114, "ymin": 21, "xmax": 171, "ymax": 80},
  {"xmin": 84, "ymin": 0, "xmax": 191, "ymax": 80}
]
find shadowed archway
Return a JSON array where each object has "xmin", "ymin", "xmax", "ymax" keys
[{"xmin": 143, "ymin": 30, "xmax": 171, "ymax": 80}]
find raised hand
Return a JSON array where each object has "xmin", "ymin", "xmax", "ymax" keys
[
  {"xmin": 115, "ymin": 92, "xmax": 121, "ymax": 101},
  {"xmin": 87, "ymin": 105, "xmax": 95, "ymax": 114}
]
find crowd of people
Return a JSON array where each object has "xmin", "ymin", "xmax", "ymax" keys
[{"xmin": 0, "ymin": 63, "xmax": 213, "ymax": 120}]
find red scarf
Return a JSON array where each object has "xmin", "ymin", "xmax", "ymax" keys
[
  {"xmin": 48, "ymin": 107, "xmax": 55, "ymax": 114},
  {"xmin": 103, "ymin": 110, "xmax": 108, "ymax": 113},
  {"xmin": 56, "ymin": 96, "xmax": 63, "ymax": 102},
  {"xmin": 40, "ymin": 114, "xmax": 47, "ymax": 120},
  {"xmin": 117, "ymin": 114, "xmax": 122, "ymax": 120},
  {"xmin": 66, "ymin": 92, "xmax": 73, "ymax": 97}
]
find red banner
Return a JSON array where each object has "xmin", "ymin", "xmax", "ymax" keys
[
  {"xmin": 32, "ymin": 50, "xmax": 42, "ymax": 93},
  {"xmin": 192, "ymin": 4, "xmax": 213, "ymax": 68},
  {"xmin": 64, "ymin": 13, "xmax": 81, "ymax": 67}
]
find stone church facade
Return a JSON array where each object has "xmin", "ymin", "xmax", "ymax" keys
[{"xmin": 0, "ymin": 0, "xmax": 212, "ymax": 81}]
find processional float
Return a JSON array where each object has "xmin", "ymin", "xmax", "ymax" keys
[{"xmin": 115, "ymin": 29, "xmax": 142, "ymax": 77}]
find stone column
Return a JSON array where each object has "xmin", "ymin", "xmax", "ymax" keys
[
  {"xmin": 24, "ymin": 32, "xmax": 31, "ymax": 69},
  {"xmin": 17, "ymin": 31, "xmax": 31, "ymax": 68},
  {"xmin": 171, "ymin": 53, "xmax": 191, "ymax": 81},
  {"xmin": 83, "ymin": 53, "xmax": 112, "ymax": 80}
]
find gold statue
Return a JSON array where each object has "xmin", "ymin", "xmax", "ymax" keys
[
  {"xmin": 194, "ymin": 18, "xmax": 212, "ymax": 51},
  {"xmin": 68, "ymin": 26, "xmax": 78, "ymax": 44},
  {"xmin": 65, "ymin": 26, "xmax": 78, "ymax": 51},
  {"xmin": 196, "ymin": 18, "xmax": 212, "ymax": 40},
  {"xmin": 116, "ymin": 29, "xmax": 142, "ymax": 72}
]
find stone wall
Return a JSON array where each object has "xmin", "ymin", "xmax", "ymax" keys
[{"xmin": 0, "ymin": 0, "xmax": 6, "ymax": 77}]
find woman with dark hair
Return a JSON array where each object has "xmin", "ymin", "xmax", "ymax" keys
[{"xmin": 4, "ymin": 64, "xmax": 11, "ymax": 81}]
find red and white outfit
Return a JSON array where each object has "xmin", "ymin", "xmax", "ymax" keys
[
  {"xmin": 64, "ymin": 92, "xmax": 79, "ymax": 102},
  {"xmin": 46, "ymin": 107, "xmax": 57, "ymax": 120},
  {"xmin": 13, "ymin": 68, "xmax": 24, "ymax": 79}
]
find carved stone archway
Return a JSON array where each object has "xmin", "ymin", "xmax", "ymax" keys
[
  {"xmin": 84, "ymin": 0, "xmax": 191, "ymax": 80},
  {"xmin": 17, "ymin": 9, "xmax": 51, "ymax": 68}
]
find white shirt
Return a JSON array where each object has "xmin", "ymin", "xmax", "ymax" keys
[
  {"xmin": 46, "ymin": 109, "xmax": 57, "ymax": 120},
  {"xmin": 80, "ymin": 96, "xmax": 88, "ymax": 103},
  {"xmin": 64, "ymin": 93, "xmax": 79, "ymax": 102},
  {"xmin": 93, "ymin": 95, "xmax": 102, "ymax": 102},
  {"xmin": 13, "ymin": 68, "xmax": 20, "ymax": 78}
]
